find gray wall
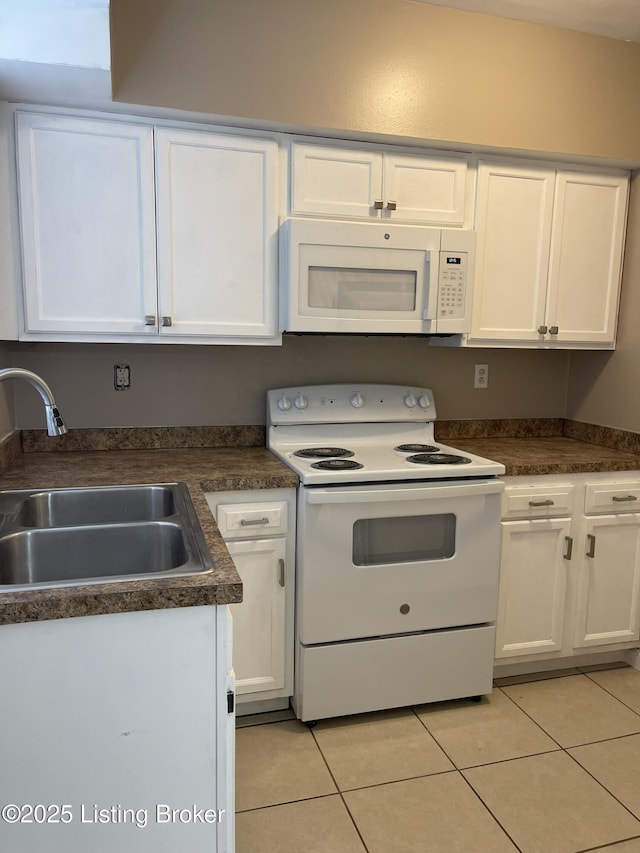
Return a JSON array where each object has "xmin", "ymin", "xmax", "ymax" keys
[
  {"xmin": 0, "ymin": 342, "xmax": 14, "ymax": 439},
  {"xmin": 6, "ymin": 336, "xmax": 569, "ymax": 431},
  {"xmin": 567, "ymin": 171, "xmax": 640, "ymax": 430}
]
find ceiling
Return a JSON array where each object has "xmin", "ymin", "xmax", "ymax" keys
[{"xmin": 414, "ymin": 0, "xmax": 640, "ymax": 42}]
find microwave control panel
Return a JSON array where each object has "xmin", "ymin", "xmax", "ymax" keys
[{"xmin": 437, "ymin": 251, "xmax": 467, "ymax": 320}]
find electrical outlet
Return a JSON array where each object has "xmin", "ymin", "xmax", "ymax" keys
[
  {"xmin": 114, "ymin": 364, "xmax": 131, "ymax": 390},
  {"xmin": 474, "ymin": 363, "xmax": 489, "ymax": 389}
]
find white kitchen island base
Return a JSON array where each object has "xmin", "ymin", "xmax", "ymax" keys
[{"xmin": 0, "ymin": 605, "xmax": 234, "ymax": 853}]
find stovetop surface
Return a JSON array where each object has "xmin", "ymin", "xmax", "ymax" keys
[
  {"xmin": 268, "ymin": 422, "xmax": 505, "ymax": 484},
  {"xmin": 266, "ymin": 384, "xmax": 505, "ymax": 484}
]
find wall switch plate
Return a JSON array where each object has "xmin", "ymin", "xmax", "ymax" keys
[
  {"xmin": 474, "ymin": 363, "xmax": 489, "ymax": 389},
  {"xmin": 114, "ymin": 364, "xmax": 131, "ymax": 390}
]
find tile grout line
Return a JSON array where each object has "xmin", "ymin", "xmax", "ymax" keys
[
  {"xmin": 496, "ymin": 676, "xmax": 640, "ymax": 847},
  {"xmin": 236, "ymin": 668, "xmax": 640, "ymax": 847},
  {"xmin": 563, "ymin": 747, "xmax": 640, "ymax": 831},
  {"xmin": 409, "ymin": 706, "xmax": 525, "ymax": 852},
  {"xmin": 496, "ymin": 685, "xmax": 570, "ymax": 750},
  {"xmin": 235, "ymin": 790, "xmax": 342, "ymax": 815},
  {"xmin": 576, "ymin": 835, "xmax": 640, "ymax": 852},
  {"xmin": 582, "ymin": 670, "xmax": 640, "ymax": 719},
  {"xmin": 310, "ymin": 726, "xmax": 372, "ymax": 853},
  {"xmin": 456, "ymin": 768, "xmax": 525, "ymax": 853}
]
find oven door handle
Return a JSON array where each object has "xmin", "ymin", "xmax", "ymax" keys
[{"xmin": 304, "ymin": 480, "xmax": 505, "ymax": 504}]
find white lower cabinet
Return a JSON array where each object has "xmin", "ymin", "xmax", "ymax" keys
[
  {"xmin": 0, "ymin": 606, "xmax": 234, "ymax": 853},
  {"xmin": 205, "ymin": 489, "xmax": 295, "ymax": 714},
  {"xmin": 225, "ymin": 537, "xmax": 287, "ymax": 696},
  {"xmin": 496, "ymin": 517, "xmax": 571, "ymax": 657},
  {"xmin": 495, "ymin": 473, "xmax": 640, "ymax": 670}
]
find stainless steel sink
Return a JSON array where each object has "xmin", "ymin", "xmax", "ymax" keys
[
  {"xmin": 0, "ymin": 483, "xmax": 212, "ymax": 590},
  {"xmin": 14, "ymin": 485, "xmax": 176, "ymax": 527},
  {"xmin": 0, "ymin": 523, "xmax": 189, "ymax": 585}
]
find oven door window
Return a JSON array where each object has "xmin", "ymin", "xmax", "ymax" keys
[{"xmin": 353, "ymin": 514, "xmax": 456, "ymax": 566}]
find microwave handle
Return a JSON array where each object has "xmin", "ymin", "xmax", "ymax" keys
[
  {"xmin": 305, "ymin": 480, "xmax": 505, "ymax": 505},
  {"xmin": 421, "ymin": 249, "xmax": 440, "ymax": 322}
]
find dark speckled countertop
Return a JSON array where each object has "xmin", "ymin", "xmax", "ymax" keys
[
  {"xmin": 0, "ymin": 446, "xmax": 298, "ymax": 625},
  {"xmin": 449, "ymin": 436, "xmax": 640, "ymax": 477},
  {"xmin": 2, "ymin": 419, "xmax": 640, "ymax": 626}
]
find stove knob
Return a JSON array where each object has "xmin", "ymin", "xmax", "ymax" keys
[
  {"xmin": 418, "ymin": 394, "xmax": 430, "ymax": 409},
  {"xmin": 404, "ymin": 393, "xmax": 417, "ymax": 408},
  {"xmin": 294, "ymin": 393, "xmax": 308, "ymax": 410},
  {"xmin": 350, "ymin": 392, "xmax": 364, "ymax": 408},
  {"xmin": 277, "ymin": 395, "xmax": 292, "ymax": 412}
]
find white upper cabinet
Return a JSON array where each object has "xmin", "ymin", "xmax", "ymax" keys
[
  {"xmin": 291, "ymin": 142, "xmax": 469, "ymax": 225},
  {"xmin": 471, "ymin": 163, "xmax": 554, "ymax": 344},
  {"xmin": 16, "ymin": 112, "xmax": 158, "ymax": 336},
  {"xmin": 469, "ymin": 160, "xmax": 629, "ymax": 349},
  {"xmin": 16, "ymin": 112, "xmax": 280, "ymax": 343},
  {"xmin": 155, "ymin": 128, "xmax": 278, "ymax": 339},
  {"xmin": 546, "ymin": 171, "xmax": 628, "ymax": 346}
]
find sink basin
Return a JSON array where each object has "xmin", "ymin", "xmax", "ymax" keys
[
  {"xmin": 0, "ymin": 523, "xmax": 188, "ymax": 585},
  {"xmin": 7, "ymin": 485, "xmax": 176, "ymax": 527},
  {"xmin": 0, "ymin": 483, "xmax": 212, "ymax": 590}
]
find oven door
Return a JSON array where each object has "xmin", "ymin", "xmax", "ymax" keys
[{"xmin": 296, "ymin": 478, "xmax": 504, "ymax": 645}]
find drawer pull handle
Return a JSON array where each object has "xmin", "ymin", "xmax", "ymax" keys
[
  {"xmin": 612, "ymin": 495, "xmax": 638, "ymax": 502},
  {"xmin": 373, "ymin": 199, "xmax": 384, "ymax": 210},
  {"xmin": 564, "ymin": 536, "xmax": 573, "ymax": 561},
  {"xmin": 278, "ymin": 558, "xmax": 285, "ymax": 587},
  {"xmin": 529, "ymin": 499, "xmax": 555, "ymax": 507},
  {"xmin": 239, "ymin": 517, "xmax": 270, "ymax": 526},
  {"xmin": 586, "ymin": 534, "xmax": 596, "ymax": 558}
]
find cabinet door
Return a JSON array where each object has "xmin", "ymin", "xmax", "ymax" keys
[
  {"xmin": 573, "ymin": 514, "xmax": 640, "ymax": 648},
  {"xmin": 546, "ymin": 171, "xmax": 628, "ymax": 346},
  {"xmin": 290, "ymin": 143, "xmax": 382, "ymax": 219},
  {"xmin": 495, "ymin": 518, "xmax": 571, "ymax": 658},
  {"xmin": 469, "ymin": 162, "xmax": 555, "ymax": 343},
  {"xmin": 155, "ymin": 128, "xmax": 278, "ymax": 338},
  {"xmin": 16, "ymin": 112, "xmax": 157, "ymax": 336},
  {"xmin": 226, "ymin": 537, "xmax": 287, "ymax": 696},
  {"xmin": 382, "ymin": 153, "xmax": 467, "ymax": 225}
]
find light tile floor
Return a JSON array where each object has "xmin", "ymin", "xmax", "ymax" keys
[{"xmin": 235, "ymin": 664, "xmax": 640, "ymax": 852}]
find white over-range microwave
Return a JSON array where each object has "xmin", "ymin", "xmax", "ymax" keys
[{"xmin": 279, "ymin": 217, "xmax": 475, "ymax": 335}]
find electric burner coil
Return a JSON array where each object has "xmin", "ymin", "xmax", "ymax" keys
[{"xmin": 406, "ymin": 453, "xmax": 472, "ymax": 465}]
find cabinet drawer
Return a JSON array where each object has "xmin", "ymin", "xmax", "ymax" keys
[
  {"xmin": 502, "ymin": 484, "xmax": 574, "ymax": 519},
  {"xmin": 585, "ymin": 482, "xmax": 640, "ymax": 514},
  {"xmin": 216, "ymin": 501, "xmax": 288, "ymax": 538}
]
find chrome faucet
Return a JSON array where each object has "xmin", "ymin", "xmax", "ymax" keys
[{"xmin": 0, "ymin": 368, "xmax": 68, "ymax": 436}]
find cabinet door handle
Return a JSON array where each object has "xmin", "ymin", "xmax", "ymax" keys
[
  {"xmin": 586, "ymin": 534, "xmax": 596, "ymax": 558},
  {"xmin": 529, "ymin": 499, "xmax": 554, "ymax": 507},
  {"xmin": 239, "ymin": 517, "xmax": 270, "ymax": 526},
  {"xmin": 538, "ymin": 325, "xmax": 548, "ymax": 335},
  {"xmin": 564, "ymin": 536, "xmax": 573, "ymax": 561},
  {"xmin": 278, "ymin": 558, "xmax": 285, "ymax": 587},
  {"xmin": 549, "ymin": 326, "xmax": 559, "ymax": 335},
  {"xmin": 373, "ymin": 199, "xmax": 384, "ymax": 209},
  {"xmin": 162, "ymin": 316, "xmax": 173, "ymax": 327},
  {"xmin": 144, "ymin": 315, "xmax": 156, "ymax": 326},
  {"xmin": 612, "ymin": 495, "xmax": 638, "ymax": 502},
  {"xmin": 386, "ymin": 200, "xmax": 397, "ymax": 211}
]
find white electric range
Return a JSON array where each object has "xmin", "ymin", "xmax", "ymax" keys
[{"xmin": 267, "ymin": 384, "xmax": 506, "ymax": 723}]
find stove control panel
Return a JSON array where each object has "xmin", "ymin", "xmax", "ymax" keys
[{"xmin": 267, "ymin": 384, "xmax": 437, "ymax": 425}]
